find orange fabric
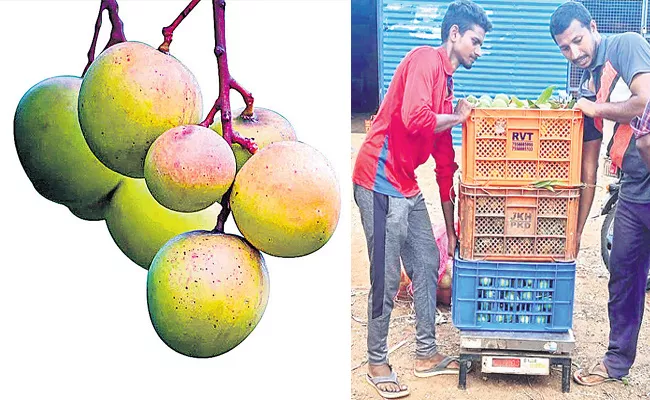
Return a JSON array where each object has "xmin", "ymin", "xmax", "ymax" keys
[
  {"xmin": 593, "ymin": 62, "xmax": 616, "ymax": 133},
  {"xmin": 596, "ymin": 62, "xmax": 617, "ymax": 103},
  {"xmin": 610, "ymin": 125, "xmax": 634, "ymax": 168},
  {"xmin": 595, "ymin": 61, "xmax": 634, "ymax": 168}
]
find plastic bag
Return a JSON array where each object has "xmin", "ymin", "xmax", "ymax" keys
[{"xmin": 396, "ymin": 220, "xmax": 459, "ymax": 300}]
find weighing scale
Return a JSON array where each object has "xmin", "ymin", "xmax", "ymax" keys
[{"xmin": 458, "ymin": 329, "xmax": 575, "ymax": 393}]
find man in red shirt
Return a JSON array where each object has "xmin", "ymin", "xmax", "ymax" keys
[{"xmin": 353, "ymin": 0, "xmax": 491, "ymax": 397}]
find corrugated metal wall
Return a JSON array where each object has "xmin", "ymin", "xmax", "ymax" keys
[
  {"xmin": 567, "ymin": 0, "xmax": 648, "ymax": 94},
  {"xmin": 352, "ymin": 0, "xmax": 380, "ymax": 112},
  {"xmin": 379, "ymin": 0, "xmax": 568, "ymax": 146}
]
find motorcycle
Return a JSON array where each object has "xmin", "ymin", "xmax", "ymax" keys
[{"xmin": 599, "ymin": 158, "xmax": 650, "ymax": 291}]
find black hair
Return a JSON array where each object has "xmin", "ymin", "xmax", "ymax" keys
[
  {"xmin": 441, "ymin": 0, "xmax": 493, "ymax": 42},
  {"xmin": 549, "ymin": 1, "xmax": 593, "ymax": 41}
]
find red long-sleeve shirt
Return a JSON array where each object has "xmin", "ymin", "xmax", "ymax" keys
[{"xmin": 353, "ymin": 46, "xmax": 458, "ymax": 201}]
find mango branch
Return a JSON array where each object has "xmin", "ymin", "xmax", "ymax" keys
[
  {"xmin": 83, "ymin": 0, "xmax": 126, "ymax": 76},
  {"xmin": 160, "ymin": 0, "xmax": 257, "ymax": 119},
  {"xmin": 230, "ymin": 79, "xmax": 255, "ymax": 118},
  {"xmin": 203, "ymin": 0, "xmax": 257, "ymax": 233},
  {"xmin": 157, "ymin": 0, "xmax": 201, "ymax": 54}
]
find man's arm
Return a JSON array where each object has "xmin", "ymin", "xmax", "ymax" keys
[
  {"xmin": 442, "ymin": 201, "xmax": 456, "ymax": 257},
  {"xmin": 577, "ymin": 31, "xmax": 650, "ymax": 123},
  {"xmin": 433, "ymin": 99, "xmax": 473, "ymax": 133},
  {"xmin": 400, "ymin": 51, "xmax": 472, "ymax": 136},
  {"xmin": 576, "ymin": 73, "xmax": 650, "ymax": 123},
  {"xmin": 575, "ymin": 138, "xmax": 601, "ymax": 253},
  {"xmin": 576, "ymin": 73, "xmax": 650, "ymax": 124},
  {"xmin": 591, "ymin": 32, "xmax": 650, "ymax": 123},
  {"xmin": 431, "ymin": 129, "xmax": 461, "ymax": 257},
  {"xmin": 433, "ymin": 114, "xmax": 463, "ymax": 133},
  {"xmin": 400, "ymin": 52, "xmax": 442, "ymax": 135},
  {"xmin": 632, "ymin": 99, "xmax": 650, "ymax": 169}
]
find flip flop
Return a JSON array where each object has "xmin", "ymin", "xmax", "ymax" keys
[
  {"xmin": 413, "ymin": 355, "xmax": 464, "ymax": 378},
  {"xmin": 365, "ymin": 366, "xmax": 410, "ymax": 399},
  {"xmin": 573, "ymin": 362, "xmax": 622, "ymax": 386}
]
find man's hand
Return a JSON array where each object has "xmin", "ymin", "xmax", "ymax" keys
[
  {"xmin": 447, "ymin": 231, "xmax": 458, "ymax": 258},
  {"xmin": 575, "ymin": 232, "xmax": 582, "ymax": 256},
  {"xmin": 454, "ymin": 98, "xmax": 474, "ymax": 123},
  {"xmin": 575, "ymin": 98, "xmax": 599, "ymax": 118}
]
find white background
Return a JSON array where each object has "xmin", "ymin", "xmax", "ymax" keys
[{"xmin": 0, "ymin": 1, "xmax": 351, "ymax": 399}]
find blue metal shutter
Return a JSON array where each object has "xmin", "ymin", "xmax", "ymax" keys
[
  {"xmin": 568, "ymin": 0, "xmax": 647, "ymax": 94},
  {"xmin": 379, "ymin": 0, "xmax": 568, "ymax": 146}
]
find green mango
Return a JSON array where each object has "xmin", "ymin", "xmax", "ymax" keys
[{"xmin": 14, "ymin": 76, "xmax": 124, "ymax": 220}]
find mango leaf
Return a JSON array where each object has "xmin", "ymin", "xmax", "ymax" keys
[
  {"xmin": 536, "ymin": 85, "xmax": 556, "ymax": 105},
  {"xmin": 527, "ymin": 99, "xmax": 539, "ymax": 109},
  {"xmin": 549, "ymin": 100, "xmax": 562, "ymax": 109},
  {"xmin": 531, "ymin": 179, "xmax": 552, "ymax": 188},
  {"xmin": 510, "ymin": 95, "xmax": 525, "ymax": 108},
  {"xmin": 567, "ymin": 97, "xmax": 577, "ymax": 109},
  {"xmin": 531, "ymin": 179, "xmax": 562, "ymax": 191}
]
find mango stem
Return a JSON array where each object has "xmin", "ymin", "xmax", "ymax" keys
[
  {"xmin": 202, "ymin": 0, "xmax": 257, "ymax": 232},
  {"xmin": 83, "ymin": 0, "xmax": 127, "ymax": 77},
  {"xmin": 230, "ymin": 79, "xmax": 255, "ymax": 118},
  {"xmin": 214, "ymin": 187, "xmax": 233, "ymax": 233},
  {"xmin": 157, "ymin": 0, "xmax": 201, "ymax": 54}
]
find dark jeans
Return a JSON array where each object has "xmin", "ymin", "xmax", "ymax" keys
[{"xmin": 604, "ymin": 198, "xmax": 650, "ymax": 378}]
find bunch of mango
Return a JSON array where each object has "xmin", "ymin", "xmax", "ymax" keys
[{"xmin": 465, "ymin": 85, "xmax": 576, "ymax": 110}]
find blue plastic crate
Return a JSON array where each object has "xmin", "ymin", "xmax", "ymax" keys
[{"xmin": 451, "ymin": 256, "xmax": 576, "ymax": 332}]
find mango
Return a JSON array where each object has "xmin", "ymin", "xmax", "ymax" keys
[
  {"xmin": 211, "ymin": 107, "xmax": 296, "ymax": 171},
  {"xmin": 79, "ymin": 41, "xmax": 203, "ymax": 178},
  {"xmin": 477, "ymin": 99, "xmax": 492, "ymax": 108},
  {"xmin": 144, "ymin": 125, "xmax": 236, "ymax": 212},
  {"xmin": 105, "ymin": 178, "xmax": 220, "ymax": 268},
  {"xmin": 147, "ymin": 231, "xmax": 269, "ymax": 358},
  {"xmin": 491, "ymin": 98, "xmax": 509, "ymax": 108},
  {"xmin": 68, "ymin": 188, "xmax": 118, "ymax": 221},
  {"xmin": 494, "ymin": 93, "xmax": 509, "ymax": 103},
  {"xmin": 230, "ymin": 141, "xmax": 340, "ymax": 257},
  {"xmin": 14, "ymin": 76, "xmax": 124, "ymax": 219}
]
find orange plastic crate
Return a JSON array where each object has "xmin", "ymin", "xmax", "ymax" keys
[
  {"xmin": 462, "ymin": 108, "xmax": 584, "ymax": 186},
  {"xmin": 458, "ymin": 182, "xmax": 579, "ymax": 262}
]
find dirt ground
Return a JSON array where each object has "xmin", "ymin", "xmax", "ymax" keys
[{"xmin": 350, "ymin": 115, "xmax": 650, "ymax": 400}]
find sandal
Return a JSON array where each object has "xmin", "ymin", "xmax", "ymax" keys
[
  {"xmin": 573, "ymin": 361, "xmax": 622, "ymax": 386},
  {"xmin": 365, "ymin": 365, "xmax": 410, "ymax": 399},
  {"xmin": 414, "ymin": 355, "xmax": 464, "ymax": 378}
]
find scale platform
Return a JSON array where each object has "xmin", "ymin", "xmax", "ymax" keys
[{"xmin": 458, "ymin": 329, "xmax": 575, "ymax": 393}]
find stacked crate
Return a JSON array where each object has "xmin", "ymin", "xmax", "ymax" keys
[{"xmin": 452, "ymin": 108, "xmax": 584, "ymax": 332}]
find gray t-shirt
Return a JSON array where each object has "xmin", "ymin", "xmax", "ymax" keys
[{"xmin": 581, "ymin": 33, "xmax": 650, "ymax": 203}]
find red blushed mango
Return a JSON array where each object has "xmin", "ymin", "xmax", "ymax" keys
[
  {"xmin": 147, "ymin": 231, "xmax": 269, "ymax": 358},
  {"xmin": 210, "ymin": 107, "xmax": 296, "ymax": 171},
  {"xmin": 144, "ymin": 125, "xmax": 236, "ymax": 213},
  {"xmin": 78, "ymin": 41, "xmax": 203, "ymax": 178},
  {"xmin": 230, "ymin": 141, "xmax": 341, "ymax": 257}
]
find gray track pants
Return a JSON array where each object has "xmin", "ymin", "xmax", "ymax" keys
[{"xmin": 353, "ymin": 184, "xmax": 440, "ymax": 365}]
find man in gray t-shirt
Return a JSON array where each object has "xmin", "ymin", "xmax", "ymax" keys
[{"xmin": 550, "ymin": 1, "xmax": 650, "ymax": 387}]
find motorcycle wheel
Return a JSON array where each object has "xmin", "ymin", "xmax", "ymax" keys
[{"xmin": 600, "ymin": 205, "xmax": 616, "ymax": 271}]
